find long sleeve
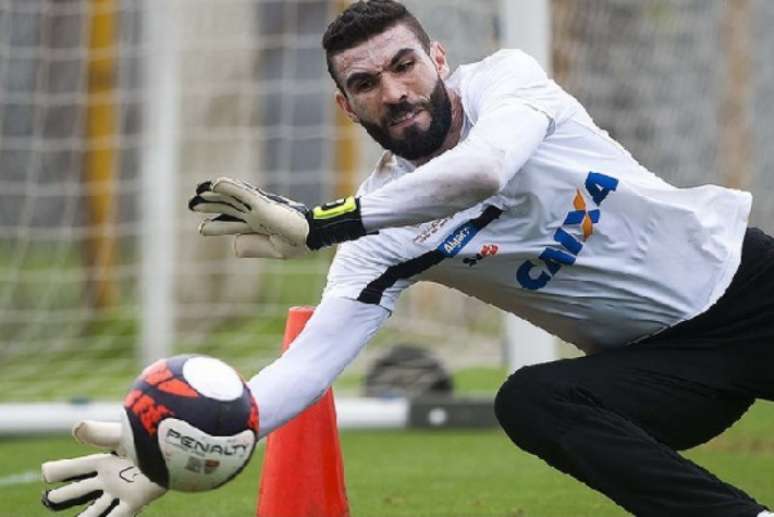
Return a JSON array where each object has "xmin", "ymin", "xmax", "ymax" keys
[{"xmin": 248, "ymin": 296, "xmax": 390, "ymax": 438}]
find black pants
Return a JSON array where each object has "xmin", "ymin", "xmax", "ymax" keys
[{"xmin": 495, "ymin": 227, "xmax": 774, "ymax": 517}]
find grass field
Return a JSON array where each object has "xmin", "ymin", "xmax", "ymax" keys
[{"xmin": 2, "ymin": 401, "xmax": 773, "ymax": 517}]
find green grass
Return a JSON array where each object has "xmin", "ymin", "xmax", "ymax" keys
[{"xmin": 3, "ymin": 401, "xmax": 773, "ymax": 517}]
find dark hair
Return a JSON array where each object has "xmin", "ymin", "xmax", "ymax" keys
[{"xmin": 322, "ymin": 0, "xmax": 431, "ymax": 92}]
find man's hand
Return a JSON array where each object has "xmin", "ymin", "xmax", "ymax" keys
[
  {"xmin": 42, "ymin": 421, "xmax": 166, "ymax": 517},
  {"xmin": 188, "ymin": 177, "xmax": 367, "ymax": 258}
]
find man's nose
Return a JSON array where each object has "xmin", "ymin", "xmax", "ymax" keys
[{"xmin": 381, "ymin": 74, "xmax": 407, "ymax": 104}]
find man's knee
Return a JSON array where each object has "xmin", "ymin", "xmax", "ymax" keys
[{"xmin": 494, "ymin": 362, "xmax": 569, "ymax": 454}]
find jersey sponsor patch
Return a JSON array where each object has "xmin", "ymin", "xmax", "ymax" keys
[
  {"xmin": 437, "ymin": 222, "xmax": 477, "ymax": 257},
  {"xmin": 517, "ymin": 171, "xmax": 619, "ymax": 290}
]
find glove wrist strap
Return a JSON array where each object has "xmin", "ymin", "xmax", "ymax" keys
[{"xmin": 306, "ymin": 196, "xmax": 367, "ymax": 249}]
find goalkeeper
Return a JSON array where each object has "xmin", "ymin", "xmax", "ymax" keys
[{"xmin": 43, "ymin": 1, "xmax": 774, "ymax": 516}]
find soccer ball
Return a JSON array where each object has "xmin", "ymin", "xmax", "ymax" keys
[{"xmin": 119, "ymin": 354, "xmax": 259, "ymax": 492}]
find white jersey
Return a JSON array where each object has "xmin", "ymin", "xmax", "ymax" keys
[
  {"xmin": 325, "ymin": 49, "xmax": 751, "ymax": 351},
  {"xmin": 249, "ymin": 49, "xmax": 751, "ymax": 437}
]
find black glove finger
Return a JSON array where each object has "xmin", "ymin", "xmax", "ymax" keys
[
  {"xmin": 195, "ymin": 180, "xmax": 213, "ymax": 195},
  {"xmin": 42, "ymin": 475, "xmax": 102, "ymax": 511},
  {"xmin": 77, "ymin": 493, "xmax": 119, "ymax": 517},
  {"xmin": 212, "ymin": 213, "xmax": 245, "ymax": 223},
  {"xmin": 188, "ymin": 194, "xmax": 249, "ymax": 216}
]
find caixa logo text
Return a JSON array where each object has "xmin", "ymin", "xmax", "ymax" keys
[{"xmin": 517, "ymin": 172, "xmax": 619, "ymax": 290}]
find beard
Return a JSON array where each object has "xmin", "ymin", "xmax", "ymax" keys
[{"xmin": 360, "ymin": 78, "xmax": 452, "ymax": 161}]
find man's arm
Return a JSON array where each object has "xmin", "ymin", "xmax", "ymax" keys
[{"xmin": 249, "ymin": 296, "xmax": 389, "ymax": 438}]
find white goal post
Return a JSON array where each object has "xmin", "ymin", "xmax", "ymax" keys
[{"xmin": 140, "ymin": 0, "xmax": 179, "ymax": 366}]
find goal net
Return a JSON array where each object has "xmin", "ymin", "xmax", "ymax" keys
[{"xmin": 2, "ymin": 0, "xmax": 773, "ymax": 414}]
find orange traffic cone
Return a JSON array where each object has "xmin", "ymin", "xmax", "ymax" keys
[{"xmin": 257, "ymin": 306, "xmax": 350, "ymax": 517}]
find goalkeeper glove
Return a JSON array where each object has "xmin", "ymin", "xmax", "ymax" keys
[
  {"xmin": 188, "ymin": 177, "xmax": 367, "ymax": 258},
  {"xmin": 42, "ymin": 420, "xmax": 166, "ymax": 517}
]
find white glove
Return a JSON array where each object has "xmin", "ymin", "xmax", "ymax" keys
[
  {"xmin": 188, "ymin": 177, "xmax": 367, "ymax": 258},
  {"xmin": 42, "ymin": 421, "xmax": 166, "ymax": 517}
]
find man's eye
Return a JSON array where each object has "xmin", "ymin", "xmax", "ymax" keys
[
  {"xmin": 396, "ymin": 60, "xmax": 415, "ymax": 73},
  {"xmin": 354, "ymin": 79, "xmax": 375, "ymax": 92}
]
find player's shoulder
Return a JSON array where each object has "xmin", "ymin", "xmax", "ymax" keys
[
  {"xmin": 356, "ymin": 151, "xmax": 412, "ymax": 196},
  {"xmin": 455, "ymin": 48, "xmax": 570, "ymax": 127},
  {"xmin": 479, "ymin": 48, "xmax": 545, "ymax": 71},
  {"xmin": 458, "ymin": 48, "xmax": 549, "ymax": 93}
]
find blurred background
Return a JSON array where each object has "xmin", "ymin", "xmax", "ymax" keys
[{"xmin": 1, "ymin": 0, "xmax": 773, "ymax": 408}]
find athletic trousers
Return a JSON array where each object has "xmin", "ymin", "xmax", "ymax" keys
[{"xmin": 495, "ymin": 227, "xmax": 774, "ymax": 516}]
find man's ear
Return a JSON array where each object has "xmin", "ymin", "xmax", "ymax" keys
[
  {"xmin": 430, "ymin": 41, "xmax": 449, "ymax": 79},
  {"xmin": 335, "ymin": 91, "xmax": 360, "ymax": 124}
]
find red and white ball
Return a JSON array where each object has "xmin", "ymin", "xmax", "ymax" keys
[{"xmin": 120, "ymin": 355, "xmax": 259, "ymax": 492}]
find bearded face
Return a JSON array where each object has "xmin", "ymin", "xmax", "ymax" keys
[
  {"xmin": 358, "ymin": 77, "xmax": 452, "ymax": 160},
  {"xmin": 331, "ymin": 24, "xmax": 454, "ymax": 162}
]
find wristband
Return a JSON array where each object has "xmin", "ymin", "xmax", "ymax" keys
[{"xmin": 305, "ymin": 196, "xmax": 367, "ymax": 249}]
